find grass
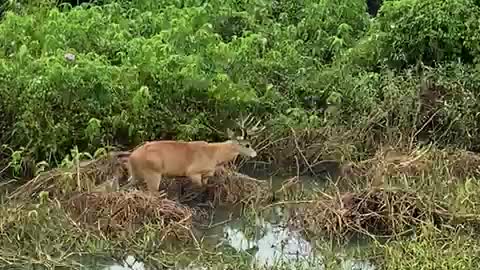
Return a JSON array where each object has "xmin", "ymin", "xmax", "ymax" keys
[
  {"xmin": 373, "ymin": 225, "xmax": 480, "ymax": 270},
  {"xmin": 292, "ymin": 145, "xmax": 480, "ymax": 240}
]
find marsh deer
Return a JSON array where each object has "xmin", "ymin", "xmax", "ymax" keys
[{"xmin": 125, "ymin": 115, "xmax": 265, "ymax": 192}]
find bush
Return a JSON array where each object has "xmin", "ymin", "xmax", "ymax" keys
[
  {"xmin": 0, "ymin": 0, "xmax": 369, "ymax": 173},
  {"xmin": 373, "ymin": 0, "xmax": 480, "ymax": 68},
  {"xmin": 1, "ymin": 0, "xmax": 480, "ymax": 179}
]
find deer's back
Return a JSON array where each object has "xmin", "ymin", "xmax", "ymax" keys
[{"xmin": 129, "ymin": 141, "xmax": 213, "ymax": 176}]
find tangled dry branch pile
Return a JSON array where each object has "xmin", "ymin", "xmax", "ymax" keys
[
  {"xmin": 207, "ymin": 171, "xmax": 272, "ymax": 205},
  {"xmin": 342, "ymin": 146, "xmax": 480, "ymax": 187},
  {"xmin": 63, "ymin": 191, "xmax": 201, "ymax": 239},
  {"xmin": 295, "ymin": 187, "xmax": 480, "ymax": 239},
  {"xmin": 261, "ymin": 128, "xmax": 357, "ymax": 177},
  {"xmin": 8, "ymin": 153, "xmax": 127, "ymax": 200},
  {"xmin": 297, "ymin": 188, "xmax": 429, "ymax": 238},
  {"xmin": 129, "ymin": 165, "xmax": 273, "ymax": 207}
]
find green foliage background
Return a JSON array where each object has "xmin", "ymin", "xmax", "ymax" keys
[{"xmin": 1, "ymin": 0, "xmax": 480, "ymax": 178}]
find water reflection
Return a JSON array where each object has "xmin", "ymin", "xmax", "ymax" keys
[
  {"xmin": 97, "ymin": 176, "xmax": 375, "ymax": 270},
  {"xmin": 222, "ymin": 209, "xmax": 316, "ymax": 267},
  {"xmin": 217, "ymin": 205, "xmax": 375, "ymax": 270},
  {"xmin": 341, "ymin": 259, "xmax": 376, "ymax": 270},
  {"xmin": 99, "ymin": 206, "xmax": 375, "ymax": 270},
  {"xmin": 102, "ymin": 255, "xmax": 144, "ymax": 270}
]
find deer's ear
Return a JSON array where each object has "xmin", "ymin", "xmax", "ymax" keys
[{"xmin": 226, "ymin": 128, "xmax": 235, "ymax": 138}]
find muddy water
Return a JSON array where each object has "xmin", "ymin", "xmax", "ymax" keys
[{"xmin": 95, "ymin": 175, "xmax": 376, "ymax": 270}]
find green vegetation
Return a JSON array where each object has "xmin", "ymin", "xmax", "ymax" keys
[
  {"xmin": 1, "ymin": 0, "xmax": 479, "ymax": 176},
  {"xmin": 2, "ymin": 0, "xmax": 480, "ymax": 269}
]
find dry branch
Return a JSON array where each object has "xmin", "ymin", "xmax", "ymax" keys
[
  {"xmin": 8, "ymin": 154, "xmax": 127, "ymax": 200},
  {"xmin": 293, "ymin": 187, "xmax": 478, "ymax": 239},
  {"xmin": 62, "ymin": 191, "xmax": 199, "ymax": 239},
  {"xmin": 155, "ymin": 168, "xmax": 272, "ymax": 207}
]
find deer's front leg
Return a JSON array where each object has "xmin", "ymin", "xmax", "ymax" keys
[
  {"xmin": 188, "ymin": 174, "xmax": 204, "ymax": 188},
  {"xmin": 199, "ymin": 165, "xmax": 218, "ymax": 185}
]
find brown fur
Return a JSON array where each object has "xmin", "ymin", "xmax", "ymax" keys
[{"xmin": 126, "ymin": 140, "xmax": 256, "ymax": 192}]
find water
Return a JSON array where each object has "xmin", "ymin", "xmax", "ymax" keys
[{"xmin": 86, "ymin": 175, "xmax": 376, "ymax": 270}]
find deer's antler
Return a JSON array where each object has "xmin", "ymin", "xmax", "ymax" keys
[{"xmin": 236, "ymin": 113, "xmax": 266, "ymax": 139}]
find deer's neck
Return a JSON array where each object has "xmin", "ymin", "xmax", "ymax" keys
[{"xmin": 207, "ymin": 141, "xmax": 239, "ymax": 164}]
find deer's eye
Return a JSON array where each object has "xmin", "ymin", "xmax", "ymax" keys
[{"xmin": 245, "ymin": 143, "xmax": 251, "ymax": 148}]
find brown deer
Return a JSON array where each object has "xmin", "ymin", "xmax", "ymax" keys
[{"xmin": 123, "ymin": 114, "xmax": 265, "ymax": 192}]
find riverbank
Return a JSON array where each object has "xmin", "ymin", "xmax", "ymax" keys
[{"xmin": 2, "ymin": 143, "xmax": 480, "ymax": 269}]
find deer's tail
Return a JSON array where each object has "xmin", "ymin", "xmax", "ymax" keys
[{"xmin": 111, "ymin": 151, "xmax": 131, "ymax": 158}]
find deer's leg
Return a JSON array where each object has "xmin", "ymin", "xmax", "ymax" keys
[
  {"xmin": 202, "ymin": 169, "xmax": 216, "ymax": 185},
  {"xmin": 215, "ymin": 164, "xmax": 225, "ymax": 173},
  {"xmin": 145, "ymin": 173, "xmax": 162, "ymax": 193},
  {"xmin": 121, "ymin": 176, "xmax": 136, "ymax": 190},
  {"xmin": 188, "ymin": 174, "xmax": 204, "ymax": 188},
  {"xmin": 123, "ymin": 164, "xmax": 142, "ymax": 190},
  {"xmin": 176, "ymin": 179, "xmax": 184, "ymax": 203}
]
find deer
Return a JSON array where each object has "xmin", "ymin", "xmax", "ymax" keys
[{"xmin": 123, "ymin": 114, "xmax": 265, "ymax": 193}]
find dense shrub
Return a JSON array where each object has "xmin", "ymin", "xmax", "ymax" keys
[
  {"xmin": 0, "ymin": 0, "xmax": 480, "ymax": 178},
  {"xmin": 374, "ymin": 0, "xmax": 480, "ymax": 67},
  {"xmin": 0, "ymin": 0, "xmax": 369, "ymax": 167}
]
